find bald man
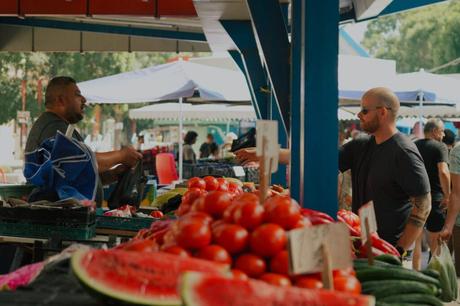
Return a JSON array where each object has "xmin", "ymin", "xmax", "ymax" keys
[
  {"xmin": 339, "ymin": 87, "xmax": 431, "ymax": 255},
  {"xmin": 25, "ymin": 76, "xmax": 142, "ymax": 206}
]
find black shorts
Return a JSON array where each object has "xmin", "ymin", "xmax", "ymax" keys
[{"xmin": 425, "ymin": 200, "xmax": 446, "ymax": 233}]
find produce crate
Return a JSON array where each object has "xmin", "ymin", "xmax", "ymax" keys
[
  {"xmin": 0, "ymin": 220, "xmax": 96, "ymax": 240},
  {"xmin": 0, "ymin": 184, "xmax": 35, "ymax": 201},
  {"xmin": 95, "ymin": 209, "xmax": 154, "ymax": 231}
]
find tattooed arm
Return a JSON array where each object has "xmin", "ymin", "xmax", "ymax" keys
[{"xmin": 396, "ymin": 192, "xmax": 431, "ymax": 250}]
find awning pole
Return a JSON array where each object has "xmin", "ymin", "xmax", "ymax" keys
[{"xmin": 179, "ymin": 97, "xmax": 184, "ymax": 181}]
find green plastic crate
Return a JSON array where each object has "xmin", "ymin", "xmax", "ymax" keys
[
  {"xmin": 96, "ymin": 208, "xmax": 154, "ymax": 231},
  {"xmin": 0, "ymin": 220, "xmax": 96, "ymax": 240},
  {"xmin": 0, "ymin": 184, "xmax": 35, "ymax": 200}
]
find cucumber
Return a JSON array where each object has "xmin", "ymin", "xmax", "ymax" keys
[
  {"xmin": 421, "ymin": 269, "xmax": 440, "ymax": 280},
  {"xmin": 356, "ymin": 267, "xmax": 440, "ymax": 287},
  {"xmin": 370, "ymin": 282, "xmax": 437, "ymax": 299},
  {"xmin": 354, "ymin": 259, "xmax": 393, "ymax": 269},
  {"xmin": 374, "ymin": 254, "xmax": 402, "ymax": 266},
  {"xmin": 380, "ymin": 294, "xmax": 443, "ymax": 306}
]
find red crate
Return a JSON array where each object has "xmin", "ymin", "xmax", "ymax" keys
[
  {"xmin": 157, "ymin": 0, "xmax": 196, "ymax": 17},
  {"xmin": 89, "ymin": 0, "xmax": 155, "ymax": 16},
  {"xmin": 20, "ymin": 0, "xmax": 87, "ymax": 15},
  {"xmin": 0, "ymin": 0, "xmax": 18, "ymax": 15}
]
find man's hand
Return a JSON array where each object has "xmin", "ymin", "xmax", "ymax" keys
[
  {"xmin": 235, "ymin": 147, "xmax": 258, "ymax": 165},
  {"xmin": 439, "ymin": 226, "xmax": 453, "ymax": 241},
  {"xmin": 100, "ymin": 164, "xmax": 129, "ymax": 185},
  {"xmin": 119, "ymin": 146, "xmax": 143, "ymax": 167},
  {"xmin": 440, "ymin": 196, "xmax": 450, "ymax": 211}
]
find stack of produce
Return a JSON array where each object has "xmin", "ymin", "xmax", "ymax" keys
[
  {"xmin": 354, "ymin": 254, "xmax": 444, "ymax": 306},
  {"xmin": 336, "ymin": 209, "xmax": 400, "ymax": 258}
]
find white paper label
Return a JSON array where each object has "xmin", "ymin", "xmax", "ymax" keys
[
  {"xmin": 359, "ymin": 201, "xmax": 378, "ymax": 243},
  {"xmin": 288, "ymin": 222, "xmax": 352, "ymax": 274},
  {"xmin": 232, "ymin": 166, "xmax": 246, "ymax": 177},
  {"xmin": 256, "ymin": 120, "xmax": 279, "ymax": 174}
]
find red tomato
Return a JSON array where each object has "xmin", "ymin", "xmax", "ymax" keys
[
  {"xmin": 234, "ymin": 254, "xmax": 266, "ymax": 278},
  {"xmin": 187, "ymin": 177, "xmax": 206, "ymax": 190},
  {"xmin": 150, "ymin": 210, "xmax": 164, "ymax": 218},
  {"xmin": 270, "ymin": 250, "xmax": 289, "ymax": 275},
  {"xmin": 222, "ymin": 202, "xmax": 241, "ymax": 223},
  {"xmin": 216, "ymin": 178, "xmax": 229, "ymax": 192},
  {"xmin": 175, "ymin": 219, "xmax": 211, "ymax": 250},
  {"xmin": 176, "ymin": 202, "xmax": 191, "ymax": 216},
  {"xmin": 295, "ymin": 277, "xmax": 323, "ymax": 289},
  {"xmin": 333, "ymin": 275, "xmax": 361, "ymax": 295},
  {"xmin": 210, "ymin": 219, "xmax": 227, "ymax": 235},
  {"xmin": 161, "ymin": 229, "xmax": 177, "ymax": 249},
  {"xmin": 195, "ymin": 244, "xmax": 232, "ymax": 265},
  {"xmin": 233, "ymin": 201, "xmax": 264, "ymax": 230},
  {"xmin": 333, "ymin": 267, "xmax": 356, "ymax": 277},
  {"xmin": 191, "ymin": 197, "xmax": 206, "ymax": 212},
  {"xmin": 250, "ymin": 223, "xmax": 287, "ymax": 258},
  {"xmin": 260, "ymin": 273, "xmax": 291, "ymax": 287},
  {"xmin": 121, "ymin": 239, "xmax": 158, "ymax": 253},
  {"xmin": 202, "ymin": 191, "xmax": 233, "ymax": 219},
  {"xmin": 263, "ymin": 196, "xmax": 301, "ymax": 230},
  {"xmin": 182, "ymin": 188, "xmax": 206, "ymax": 206},
  {"xmin": 180, "ymin": 211, "xmax": 213, "ymax": 225},
  {"xmin": 161, "ymin": 245, "xmax": 190, "ymax": 258},
  {"xmin": 228, "ymin": 182, "xmax": 243, "ymax": 196},
  {"xmin": 292, "ymin": 217, "xmax": 312, "ymax": 229},
  {"xmin": 213, "ymin": 224, "xmax": 249, "ymax": 255},
  {"xmin": 203, "ymin": 176, "xmax": 219, "ymax": 191},
  {"xmin": 231, "ymin": 269, "xmax": 249, "ymax": 281}
]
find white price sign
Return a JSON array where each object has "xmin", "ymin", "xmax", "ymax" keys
[{"xmin": 359, "ymin": 201, "xmax": 378, "ymax": 244}]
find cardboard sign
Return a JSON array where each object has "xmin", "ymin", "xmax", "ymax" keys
[
  {"xmin": 232, "ymin": 166, "xmax": 245, "ymax": 177},
  {"xmin": 256, "ymin": 120, "xmax": 279, "ymax": 174},
  {"xmin": 359, "ymin": 201, "xmax": 377, "ymax": 244},
  {"xmin": 288, "ymin": 222, "xmax": 352, "ymax": 275}
]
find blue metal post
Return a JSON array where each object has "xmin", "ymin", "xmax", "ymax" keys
[
  {"xmin": 221, "ymin": 21, "xmax": 269, "ymax": 119},
  {"xmin": 291, "ymin": 0, "xmax": 339, "ymax": 218},
  {"xmin": 246, "ymin": 0, "xmax": 290, "ymax": 135}
]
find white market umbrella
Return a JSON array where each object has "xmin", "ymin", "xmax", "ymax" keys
[{"xmin": 78, "ymin": 60, "xmax": 251, "ymax": 104}]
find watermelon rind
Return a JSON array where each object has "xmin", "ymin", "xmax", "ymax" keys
[
  {"xmin": 71, "ymin": 249, "xmax": 180, "ymax": 306},
  {"xmin": 180, "ymin": 272, "xmax": 202, "ymax": 306}
]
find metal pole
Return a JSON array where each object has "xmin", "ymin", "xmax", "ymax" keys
[{"xmin": 179, "ymin": 97, "xmax": 184, "ymax": 181}]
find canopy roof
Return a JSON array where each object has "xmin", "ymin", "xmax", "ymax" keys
[
  {"xmin": 78, "ymin": 60, "xmax": 251, "ymax": 104},
  {"xmin": 129, "ymin": 103, "xmax": 256, "ymax": 121}
]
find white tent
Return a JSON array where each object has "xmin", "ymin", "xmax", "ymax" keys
[
  {"xmin": 129, "ymin": 103, "xmax": 256, "ymax": 121},
  {"xmin": 78, "ymin": 59, "xmax": 251, "ymax": 104}
]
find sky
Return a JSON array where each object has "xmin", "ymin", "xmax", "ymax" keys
[{"xmin": 342, "ymin": 21, "xmax": 369, "ymax": 44}]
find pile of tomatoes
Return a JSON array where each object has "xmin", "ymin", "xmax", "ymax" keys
[{"xmin": 121, "ymin": 176, "xmax": 358, "ymax": 294}]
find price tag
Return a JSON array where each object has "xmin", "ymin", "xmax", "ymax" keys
[
  {"xmin": 232, "ymin": 166, "xmax": 245, "ymax": 177},
  {"xmin": 256, "ymin": 120, "xmax": 279, "ymax": 174},
  {"xmin": 288, "ymin": 222, "xmax": 352, "ymax": 275},
  {"xmin": 359, "ymin": 201, "xmax": 377, "ymax": 244}
]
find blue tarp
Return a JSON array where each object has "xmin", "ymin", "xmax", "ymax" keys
[
  {"xmin": 23, "ymin": 131, "xmax": 98, "ymax": 201},
  {"xmin": 339, "ymin": 90, "xmax": 437, "ymax": 103}
]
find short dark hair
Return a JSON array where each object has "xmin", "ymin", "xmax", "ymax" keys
[
  {"xmin": 45, "ymin": 76, "xmax": 76, "ymax": 106},
  {"xmin": 184, "ymin": 131, "xmax": 198, "ymax": 145},
  {"xmin": 424, "ymin": 118, "xmax": 443, "ymax": 134},
  {"xmin": 443, "ymin": 129, "xmax": 456, "ymax": 146}
]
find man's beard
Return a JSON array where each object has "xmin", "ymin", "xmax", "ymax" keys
[
  {"xmin": 67, "ymin": 111, "xmax": 83, "ymax": 124},
  {"xmin": 361, "ymin": 116, "xmax": 380, "ymax": 134}
]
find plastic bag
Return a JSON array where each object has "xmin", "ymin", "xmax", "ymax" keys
[{"xmin": 427, "ymin": 242, "xmax": 458, "ymax": 302}]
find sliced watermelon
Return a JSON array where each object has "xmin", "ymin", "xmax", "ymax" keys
[
  {"xmin": 71, "ymin": 249, "xmax": 228, "ymax": 306},
  {"xmin": 181, "ymin": 272, "xmax": 375, "ymax": 306}
]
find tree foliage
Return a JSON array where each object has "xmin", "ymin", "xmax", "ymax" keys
[
  {"xmin": 0, "ymin": 51, "xmax": 205, "ymax": 127},
  {"xmin": 362, "ymin": 1, "xmax": 460, "ymax": 73}
]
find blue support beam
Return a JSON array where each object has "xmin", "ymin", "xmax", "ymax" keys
[
  {"xmin": 0, "ymin": 17, "xmax": 206, "ymax": 42},
  {"xmin": 291, "ymin": 0, "xmax": 339, "ymax": 218},
  {"xmin": 246, "ymin": 0, "xmax": 290, "ymax": 136},
  {"xmin": 221, "ymin": 20, "xmax": 269, "ymax": 120},
  {"xmin": 270, "ymin": 91, "xmax": 288, "ymax": 186}
]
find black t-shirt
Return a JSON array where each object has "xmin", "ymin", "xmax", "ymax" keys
[
  {"xmin": 339, "ymin": 132, "xmax": 430, "ymax": 245},
  {"xmin": 415, "ymin": 139, "xmax": 449, "ymax": 202},
  {"xmin": 25, "ymin": 111, "xmax": 103, "ymax": 206}
]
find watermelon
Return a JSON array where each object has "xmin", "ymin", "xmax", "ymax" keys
[
  {"xmin": 181, "ymin": 272, "xmax": 375, "ymax": 306},
  {"xmin": 71, "ymin": 249, "xmax": 228, "ymax": 306}
]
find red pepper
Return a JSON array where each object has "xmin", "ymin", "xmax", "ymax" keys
[
  {"xmin": 337, "ymin": 209, "xmax": 360, "ymax": 227},
  {"xmin": 301, "ymin": 208, "xmax": 335, "ymax": 222},
  {"xmin": 305, "ymin": 215, "xmax": 334, "ymax": 225},
  {"xmin": 370, "ymin": 234, "xmax": 400, "ymax": 257},
  {"xmin": 358, "ymin": 244, "xmax": 385, "ymax": 258},
  {"xmin": 337, "ymin": 215, "xmax": 361, "ymax": 237}
]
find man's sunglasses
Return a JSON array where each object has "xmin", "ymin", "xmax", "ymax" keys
[{"xmin": 360, "ymin": 106, "xmax": 392, "ymax": 115}]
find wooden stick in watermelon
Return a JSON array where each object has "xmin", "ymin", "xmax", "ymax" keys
[{"xmin": 359, "ymin": 202, "xmax": 378, "ymax": 266}]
